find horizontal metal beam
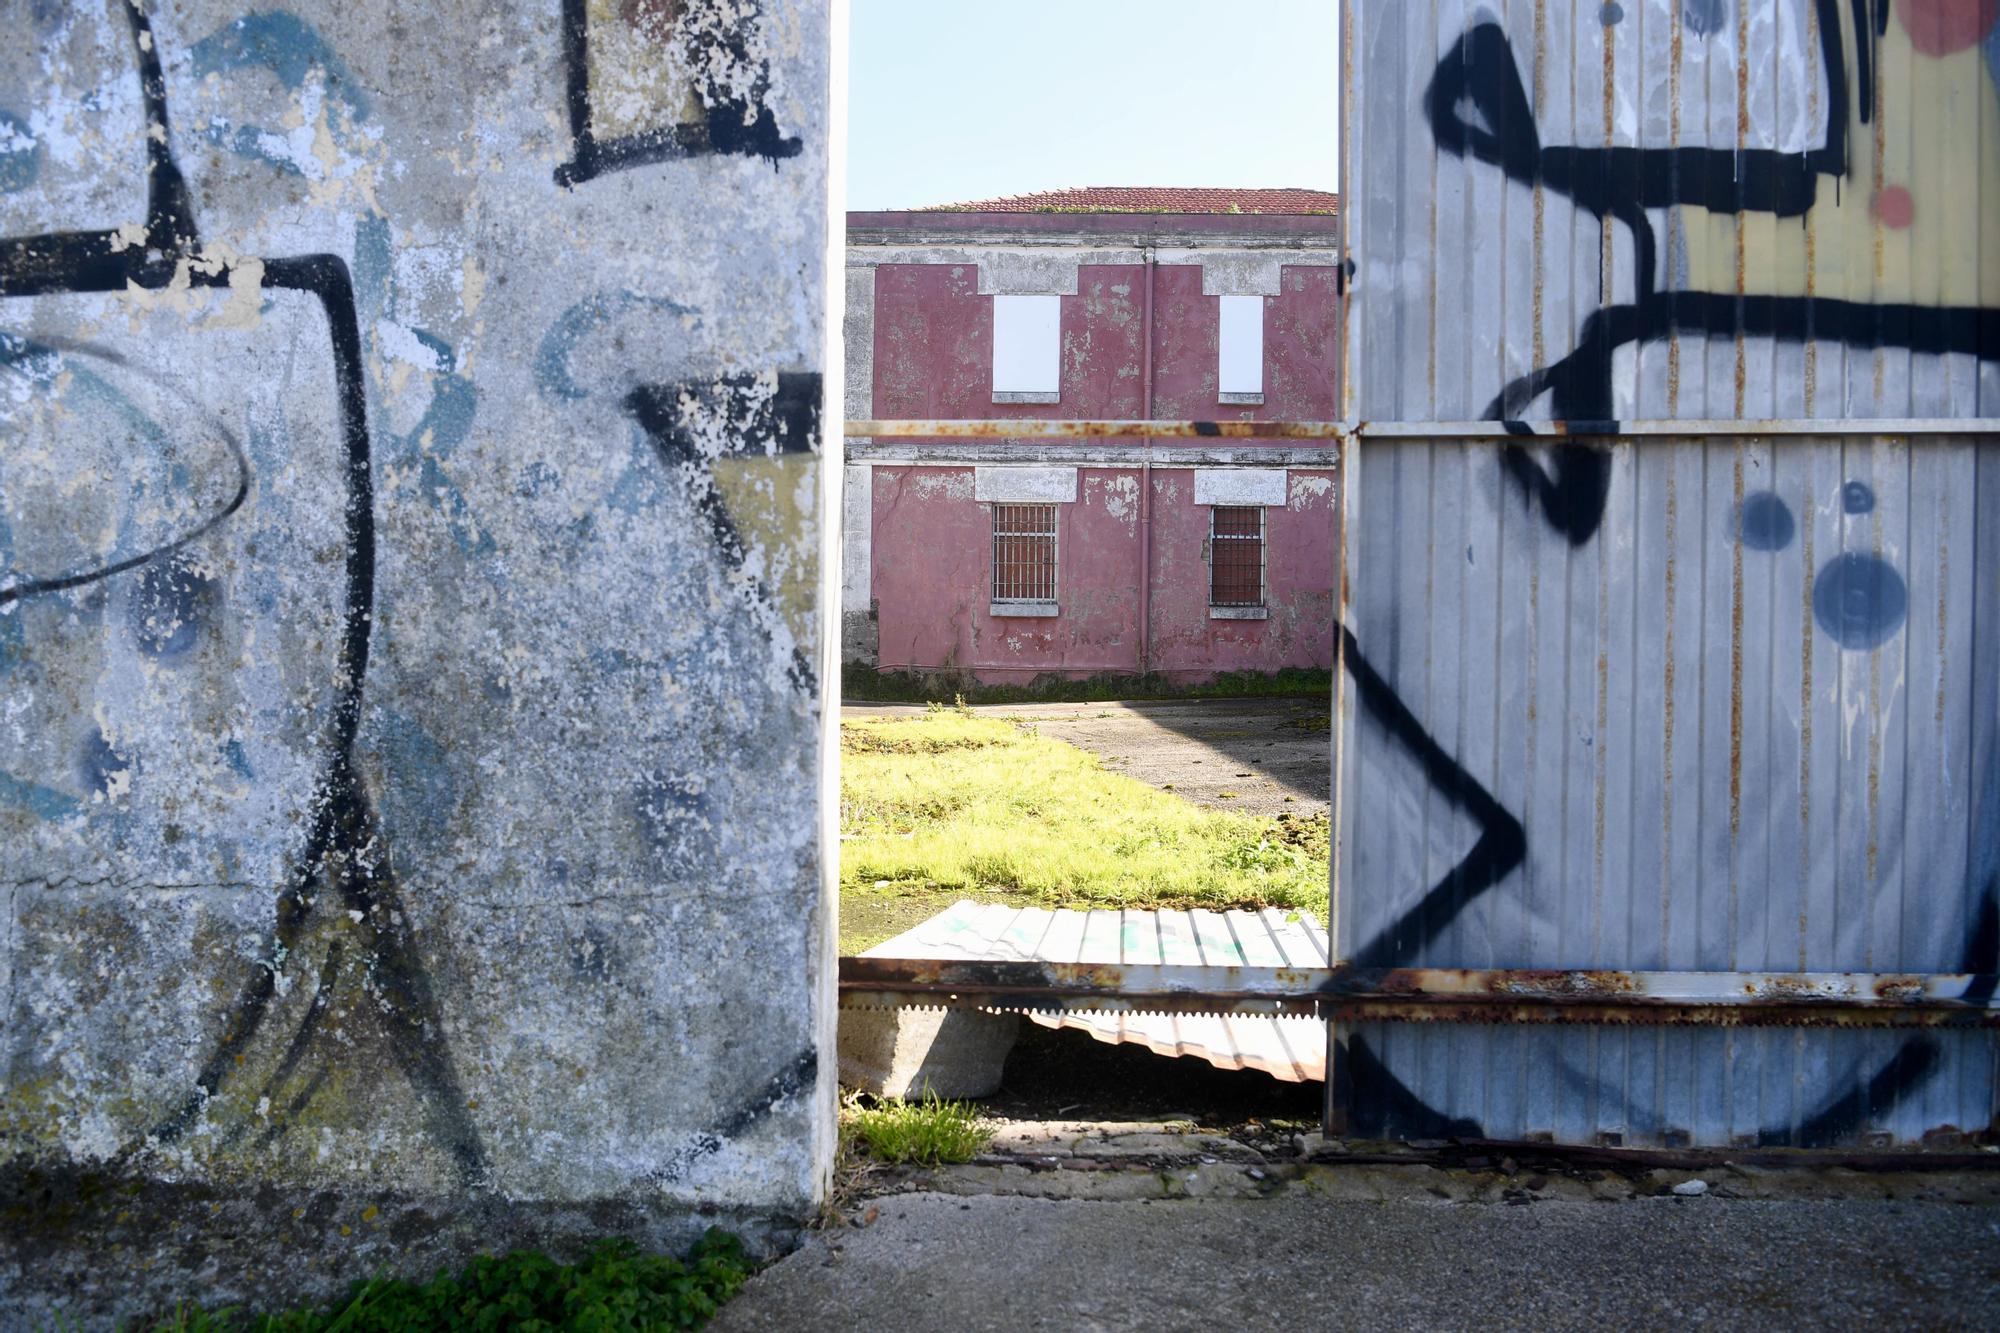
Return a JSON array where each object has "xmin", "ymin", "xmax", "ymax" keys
[
  {"xmin": 842, "ymin": 990, "xmax": 1321, "ymax": 1018},
  {"xmin": 837, "ymin": 957, "xmax": 2000, "ymax": 1027},
  {"xmin": 840, "ymin": 956, "xmax": 1322, "ymax": 998},
  {"xmin": 846, "ymin": 419, "xmax": 1345, "ymax": 440},
  {"xmin": 845, "ymin": 418, "xmax": 2000, "ymax": 443},
  {"xmin": 1357, "ymin": 417, "xmax": 2000, "ymax": 439}
]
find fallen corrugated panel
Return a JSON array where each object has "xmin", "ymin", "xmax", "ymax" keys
[{"xmin": 858, "ymin": 901, "xmax": 1328, "ymax": 1083}]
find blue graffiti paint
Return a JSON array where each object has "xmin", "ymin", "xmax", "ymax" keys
[
  {"xmin": 78, "ymin": 727, "xmax": 129, "ymax": 797},
  {"xmin": 534, "ymin": 290, "xmax": 700, "ymax": 402},
  {"xmin": 390, "ymin": 330, "xmax": 492, "ymax": 559},
  {"xmin": 189, "ymin": 12, "xmax": 370, "ymax": 176},
  {"xmin": 374, "ymin": 708, "xmax": 457, "ymax": 846},
  {"xmin": 0, "ymin": 769, "xmax": 80, "ymax": 821},
  {"xmin": 1842, "ymin": 479, "xmax": 1876, "ymax": 514},
  {"xmin": 352, "ymin": 213, "xmax": 395, "ymax": 318},
  {"xmin": 220, "ymin": 738, "xmax": 255, "ymax": 780},
  {"xmin": 0, "ymin": 108, "xmax": 41, "ymax": 193},
  {"xmin": 1682, "ymin": 0, "xmax": 1728, "ymax": 37},
  {"xmin": 131, "ymin": 553, "xmax": 218, "ymax": 659},
  {"xmin": 1599, "ymin": 2, "xmax": 1624, "ymax": 25},
  {"xmin": 517, "ymin": 461, "xmax": 560, "ymax": 498},
  {"xmin": 1738, "ymin": 490, "xmax": 1796, "ymax": 551},
  {"xmin": 348, "ymin": 219, "xmax": 493, "ymax": 561},
  {"xmin": 1812, "ymin": 550, "xmax": 1907, "ymax": 650},
  {"xmin": 604, "ymin": 429, "xmax": 667, "ymax": 515}
]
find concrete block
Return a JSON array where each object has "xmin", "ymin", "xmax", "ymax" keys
[{"xmin": 837, "ymin": 1008, "xmax": 1021, "ymax": 1099}]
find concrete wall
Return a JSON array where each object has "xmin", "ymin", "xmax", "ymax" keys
[
  {"xmin": 871, "ymin": 465, "xmax": 1336, "ymax": 681},
  {"xmin": 0, "ymin": 0, "xmax": 833, "ymax": 1318}
]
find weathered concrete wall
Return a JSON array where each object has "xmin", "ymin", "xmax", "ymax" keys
[
  {"xmin": 0, "ymin": 0, "xmax": 833, "ymax": 1318},
  {"xmin": 870, "ymin": 465, "xmax": 1337, "ymax": 681}
]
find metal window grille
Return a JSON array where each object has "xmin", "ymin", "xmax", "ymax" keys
[
  {"xmin": 1209, "ymin": 505, "xmax": 1264, "ymax": 607},
  {"xmin": 992, "ymin": 503, "xmax": 1057, "ymax": 602}
]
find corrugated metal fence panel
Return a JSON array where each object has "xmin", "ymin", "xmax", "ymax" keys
[
  {"xmin": 1348, "ymin": 0, "xmax": 2000, "ymax": 423},
  {"xmin": 1336, "ymin": 433, "xmax": 1999, "ymax": 1144},
  {"xmin": 1336, "ymin": 0, "xmax": 2000, "ymax": 1145}
]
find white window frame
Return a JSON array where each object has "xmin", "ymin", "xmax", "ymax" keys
[
  {"xmin": 1206, "ymin": 504, "xmax": 1269, "ymax": 619},
  {"xmin": 992, "ymin": 293, "xmax": 1061, "ymax": 404},
  {"xmin": 989, "ymin": 501, "xmax": 1059, "ymax": 617},
  {"xmin": 1218, "ymin": 293, "xmax": 1264, "ymax": 405}
]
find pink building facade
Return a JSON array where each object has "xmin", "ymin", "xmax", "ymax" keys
[{"xmin": 843, "ymin": 193, "xmax": 1342, "ymax": 684}]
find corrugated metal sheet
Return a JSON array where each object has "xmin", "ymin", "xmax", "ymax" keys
[
  {"xmin": 857, "ymin": 902, "xmax": 1331, "ymax": 1082},
  {"xmin": 1345, "ymin": 0, "xmax": 2000, "ymax": 423},
  {"xmin": 1335, "ymin": 0, "xmax": 2000, "ymax": 1146}
]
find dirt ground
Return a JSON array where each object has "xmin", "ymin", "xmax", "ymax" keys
[{"xmin": 841, "ymin": 697, "xmax": 1331, "ymax": 818}]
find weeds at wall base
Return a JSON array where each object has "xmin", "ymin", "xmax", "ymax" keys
[
  {"xmin": 840, "ymin": 1091, "xmax": 994, "ymax": 1167},
  {"xmin": 842, "ymin": 664, "xmax": 1333, "ymax": 706},
  {"xmin": 68, "ymin": 1234, "xmax": 754, "ymax": 1332}
]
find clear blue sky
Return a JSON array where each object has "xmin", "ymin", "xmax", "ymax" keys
[{"xmin": 845, "ymin": 0, "xmax": 1339, "ymax": 211}]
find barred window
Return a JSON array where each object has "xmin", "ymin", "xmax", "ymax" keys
[
  {"xmin": 1209, "ymin": 506, "xmax": 1264, "ymax": 607},
  {"xmin": 992, "ymin": 503, "xmax": 1057, "ymax": 603}
]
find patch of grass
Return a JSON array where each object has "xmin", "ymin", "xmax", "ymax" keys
[
  {"xmin": 842, "ymin": 1092, "xmax": 993, "ymax": 1166},
  {"xmin": 842, "ymin": 664, "xmax": 1332, "ymax": 706},
  {"xmin": 840, "ymin": 712, "xmax": 1330, "ymax": 950},
  {"xmin": 127, "ymin": 1233, "xmax": 752, "ymax": 1332},
  {"xmin": 839, "ymin": 706, "xmax": 1016, "ymax": 757}
]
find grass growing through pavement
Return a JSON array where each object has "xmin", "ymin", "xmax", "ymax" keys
[
  {"xmin": 839, "ymin": 707, "xmax": 1329, "ymax": 952},
  {"xmin": 841, "ymin": 1092, "xmax": 994, "ymax": 1166}
]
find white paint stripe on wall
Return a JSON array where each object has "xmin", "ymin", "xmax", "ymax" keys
[
  {"xmin": 1194, "ymin": 467, "xmax": 1287, "ymax": 507},
  {"xmin": 974, "ymin": 466, "xmax": 1079, "ymax": 503},
  {"xmin": 842, "ymin": 463, "xmax": 872, "ymax": 607}
]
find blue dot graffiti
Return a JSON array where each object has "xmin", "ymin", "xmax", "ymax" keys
[
  {"xmin": 1813, "ymin": 550, "xmax": 1909, "ymax": 650},
  {"xmin": 1738, "ymin": 490, "xmax": 1797, "ymax": 551}
]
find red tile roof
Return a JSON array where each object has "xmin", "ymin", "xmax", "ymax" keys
[{"xmin": 923, "ymin": 187, "xmax": 1339, "ymax": 216}]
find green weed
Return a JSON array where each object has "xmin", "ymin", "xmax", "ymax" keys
[
  {"xmin": 842, "ymin": 1093, "xmax": 993, "ymax": 1166},
  {"xmin": 116, "ymin": 1233, "xmax": 752, "ymax": 1332}
]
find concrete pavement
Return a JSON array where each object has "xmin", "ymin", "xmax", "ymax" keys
[{"xmin": 715, "ymin": 1188, "xmax": 2000, "ymax": 1331}]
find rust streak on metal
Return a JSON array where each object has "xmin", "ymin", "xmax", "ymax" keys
[
  {"xmin": 1936, "ymin": 490, "xmax": 1950, "ymax": 727},
  {"xmin": 1728, "ymin": 439, "xmax": 1746, "ymax": 963},
  {"xmin": 1871, "ymin": 10, "xmax": 1887, "ymax": 402},
  {"xmin": 1600, "ymin": 8, "xmax": 1616, "ymax": 309},
  {"xmin": 1801, "ymin": 0, "xmax": 1821, "ymax": 415},
  {"xmin": 1798, "ymin": 478, "xmax": 1815, "ymax": 971},
  {"xmin": 1662, "ymin": 465, "xmax": 1678, "ymax": 962},
  {"xmin": 1866, "ymin": 469, "xmax": 1885, "ymax": 940},
  {"xmin": 1530, "ymin": 0, "xmax": 1547, "ymax": 373}
]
